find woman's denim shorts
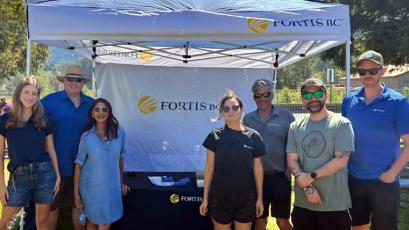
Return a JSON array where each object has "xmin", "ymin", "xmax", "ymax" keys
[{"xmin": 7, "ymin": 161, "xmax": 56, "ymax": 207}]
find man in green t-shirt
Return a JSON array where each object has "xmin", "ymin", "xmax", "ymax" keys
[{"xmin": 286, "ymin": 78, "xmax": 355, "ymax": 230}]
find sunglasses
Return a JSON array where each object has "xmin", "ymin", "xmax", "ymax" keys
[
  {"xmin": 254, "ymin": 92, "xmax": 272, "ymax": 99},
  {"xmin": 358, "ymin": 68, "xmax": 381, "ymax": 76},
  {"xmin": 65, "ymin": 77, "xmax": 84, "ymax": 83},
  {"xmin": 302, "ymin": 90, "xmax": 325, "ymax": 100},
  {"xmin": 221, "ymin": 105, "xmax": 241, "ymax": 113},
  {"xmin": 93, "ymin": 107, "xmax": 109, "ymax": 113}
]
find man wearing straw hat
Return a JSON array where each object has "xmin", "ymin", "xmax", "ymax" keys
[{"xmin": 42, "ymin": 64, "xmax": 94, "ymax": 229}]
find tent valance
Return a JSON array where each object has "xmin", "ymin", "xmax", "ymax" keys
[{"xmin": 27, "ymin": 0, "xmax": 350, "ymax": 69}]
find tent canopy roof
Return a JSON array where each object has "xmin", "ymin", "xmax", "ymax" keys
[{"xmin": 27, "ymin": 0, "xmax": 351, "ymax": 68}]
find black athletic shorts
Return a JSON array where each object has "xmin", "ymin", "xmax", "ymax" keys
[
  {"xmin": 291, "ymin": 206, "xmax": 351, "ymax": 230},
  {"xmin": 260, "ymin": 172, "xmax": 291, "ymax": 219},
  {"xmin": 348, "ymin": 177, "xmax": 399, "ymax": 230},
  {"xmin": 208, "ymin": 185, "xmax": 257, "ymax": 224}
]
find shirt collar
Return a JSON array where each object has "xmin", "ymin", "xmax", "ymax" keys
[
  {"xmin": 253, "ymin": 105, "xmax": 278, "ymax": 121},
  {"xmin": 356, "ymin": 82, "xmax": 390, "ymax": 103},
  {"xmin": 60, "ymin": 90, "xmax": 87, "ymax": 104}
]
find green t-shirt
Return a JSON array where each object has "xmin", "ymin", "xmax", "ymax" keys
[{"xmin": 287, "ymin": 112, "xmax": 354, "ymax": 211}]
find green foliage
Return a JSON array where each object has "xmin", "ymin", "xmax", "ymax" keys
[
  {"xmin": 276, "ymin": 55, "xmax": 344, "ymax": 94},
  {"xmin": 0, "ymin": 0, "xmax": 49, "ymax": 81},
  {"xmin": 275, "ymin": 87, "xmax": 301, "ymax": 104},
  {"xmin": 275, "ymin": 87, "xmax": 345, "ymax": 104},
  {"xmin": 6, "ymin": 209, "xmax": 26, "ymax": 230},
  {"xmin": 318, "ymin": 0, "xmax": 409, "ymax": 67},
  {"xmin": 401, "ymin": 87, "xmax": 409, "ymax": 98}
]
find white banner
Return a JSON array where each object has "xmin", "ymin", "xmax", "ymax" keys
[{"xmin": 96, "ymin": 63, "xmax": 272, "ymax": 172}]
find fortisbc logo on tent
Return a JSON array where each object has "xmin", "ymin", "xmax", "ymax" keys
[
  {"xmin": 247, "ymin": 18, "xmax": 269, "ymax": 33},
  {"xmin": 138, "ymin": 96, "xmax": 157, "ymax": 115},
  {"xmin": 139, "ymin": 52, "xmax": 153, "ymax": 62}
]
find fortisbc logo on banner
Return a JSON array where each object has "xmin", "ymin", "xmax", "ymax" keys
[
  {"xmin": 137, "ymin": 96, "xmax": 218, "ymax": 115},
  {"xmin": 169, "ymin": 194, "xmax": 202, "ymax": 204},
  {"xmin": 138, "ymin": 96, "xmax": 157, "ymax": 115}
]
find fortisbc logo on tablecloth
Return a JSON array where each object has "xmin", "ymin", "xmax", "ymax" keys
[
  {"xmin": 170, "ymin": 194, "xmax": 202, "ymax": 204},
  {"xmin": 137, "ymin": 96, "xmax": 218, "ymax": 115}
]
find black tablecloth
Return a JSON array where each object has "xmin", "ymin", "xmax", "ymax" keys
[{"xmin": 112, "ymin": 172, "xmax": 212, "ymax": 230}]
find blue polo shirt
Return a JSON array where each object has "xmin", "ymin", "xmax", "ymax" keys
[
  {"xmin": 342, "ymin": 86, "xmax": 409, "ymax": 180},
  {"xmin": 41, "ymin": 90, "xmax": 94, "ymax": 176},
  {"xmin": 0, "ymin": 113, "xmax": 52, "ymax": 172},
  {"xmin": 243, "ymin": 106, "xmax": 295, "ymax": 173}
]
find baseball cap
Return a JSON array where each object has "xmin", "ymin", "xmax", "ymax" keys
[
  {"xmin": 300, "ymin": 78, "xmax": 326, "ymax": 93},
  {"xmin": 357, "ymin": 50, "xmax": 384, "ymax": 66}
]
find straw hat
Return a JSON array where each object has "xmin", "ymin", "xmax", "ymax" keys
[{"xmin": 56, "ymin": 64, "xmax": 91, "ymax": 83}]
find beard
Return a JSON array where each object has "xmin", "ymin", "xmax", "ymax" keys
[{"xmin": 306, "ymin": 101, "xmax": 325, "ymax": 113}]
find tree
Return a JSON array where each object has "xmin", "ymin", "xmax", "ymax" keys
[
  {"xmin": 0, "ymin": 0, "xmax": 49, "ymax": 81},
  {"xmin": 315, "ymin": 0, "xmax": 409, "ymax": 66}
]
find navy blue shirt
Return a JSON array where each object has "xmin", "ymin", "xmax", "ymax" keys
[
  {"xmin": 203, "ymin": 125, "xmax": 265, "ymax": 195},
  {"xmin": 41, "ymin": 90, "xmax": 94, "ymax": 176},
  {"xmin": 0, "ymin": 113, "xmax": 52, "ymax": 172},
  {"xmin": 342, "ymin": 86, "xmax": 409, "ymax": 180}
]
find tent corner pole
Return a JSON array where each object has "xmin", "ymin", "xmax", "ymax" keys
[
  {"xmin": 272, "ymin": 68, "xmax": 278, "ymax": 104},
  {"xmin": 26, "ymin": 39, "xmax": 32, "ymax": 77},
  {"xmin": 345, "ymin": 40, "xmax": 351, "ymax": 95}
]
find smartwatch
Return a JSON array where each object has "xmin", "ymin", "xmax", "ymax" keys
[{"xmin": 310, "ymin": 171, "xmax": 317, "ymax": 179}]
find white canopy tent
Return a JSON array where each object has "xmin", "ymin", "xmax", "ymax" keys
[
  {"xmin": 26, "ymin": 0, "xmax": 351, "ymax": 89},
  {"xmin": 26, "ymin": 0, "xmax": 352, "ymax": 171}
]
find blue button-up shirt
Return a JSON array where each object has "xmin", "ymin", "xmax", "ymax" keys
[
  {"xmin": 75, "ymin": 126, "xmax": 126, "ymax": 224},
  {"xmin": 41, "ymin": 90, "xmax": 94, "ymax": 176}
]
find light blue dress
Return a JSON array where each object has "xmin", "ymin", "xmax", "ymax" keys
[{"xmin": 75, "ymin": 126, "xmax": 126, "ymax": 224}]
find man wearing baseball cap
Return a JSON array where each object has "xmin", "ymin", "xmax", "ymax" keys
[
  {"xmin": 287, "ymin": 78, "xmax": 355, "ymax": 230},
  {"xmin": 42, "ymin": 64, "xmax": 94, "ymax": 229},
  {"xmin": 342, "ymin": 51, "xmax": 409, "ymax": 230}
]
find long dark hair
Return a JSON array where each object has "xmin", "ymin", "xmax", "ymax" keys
[{"xmin": 84, "ymin": 98, "xmax": 119, "ymax": 139}]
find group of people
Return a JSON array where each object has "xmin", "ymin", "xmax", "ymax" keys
[
  {"xmin": 0, "ymin": 50, "xmax": 408, "ymax": 230},
  {"xmin": 0, "ymin": 64, "xmax": 128, "ymax": 230},
  {"xmin": 200, "ymin": 50, "xmax": 409, "ymax": 230}
]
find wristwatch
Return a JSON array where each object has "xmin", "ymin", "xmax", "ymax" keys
[
  {"xmin": 310, "ymin": 171, "xmax": 317, "ymax": 179},
  {"xmin": 303, "ymin": 185, "xmax": 315, "ymax": 194}
]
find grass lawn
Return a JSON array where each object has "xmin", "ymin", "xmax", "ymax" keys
[{"xmin": 1, "ymin": 160, "xmax": 408, "ymax": 230}]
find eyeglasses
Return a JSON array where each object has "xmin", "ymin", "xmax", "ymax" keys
[
  {"xmin": 65, "ymin": 77, "xmax": 84, "ymax": 83},
  {"xmin": 358, "ymin": 68, "xmax": 381, "ymax": 76},
  {"xmin": 254, "ymin": 92, "xmax": 272, "ymax": 99},
  {"xmin": 93, "ymin": 107, "xmax": 109, "ymax": 113},
  {"xmin": 221, "ymin": 105, "xmax": 241, "ymax": 113},
  {"xmin": 302, "ymin": 90, "xmax": 324, "ymax": 100}
]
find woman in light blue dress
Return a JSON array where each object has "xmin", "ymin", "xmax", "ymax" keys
[{"xmin": 73, "ymin": 98, "xmax": 129, "ymax": 229}]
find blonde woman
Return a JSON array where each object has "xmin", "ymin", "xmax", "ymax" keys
[
  {"xmin": 199, "ymin": 91, "xmax": 265, "ymax": 230},
  {"xmin": 0, "ymin": 76, "xmax": 61, "ymax": 230}
]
